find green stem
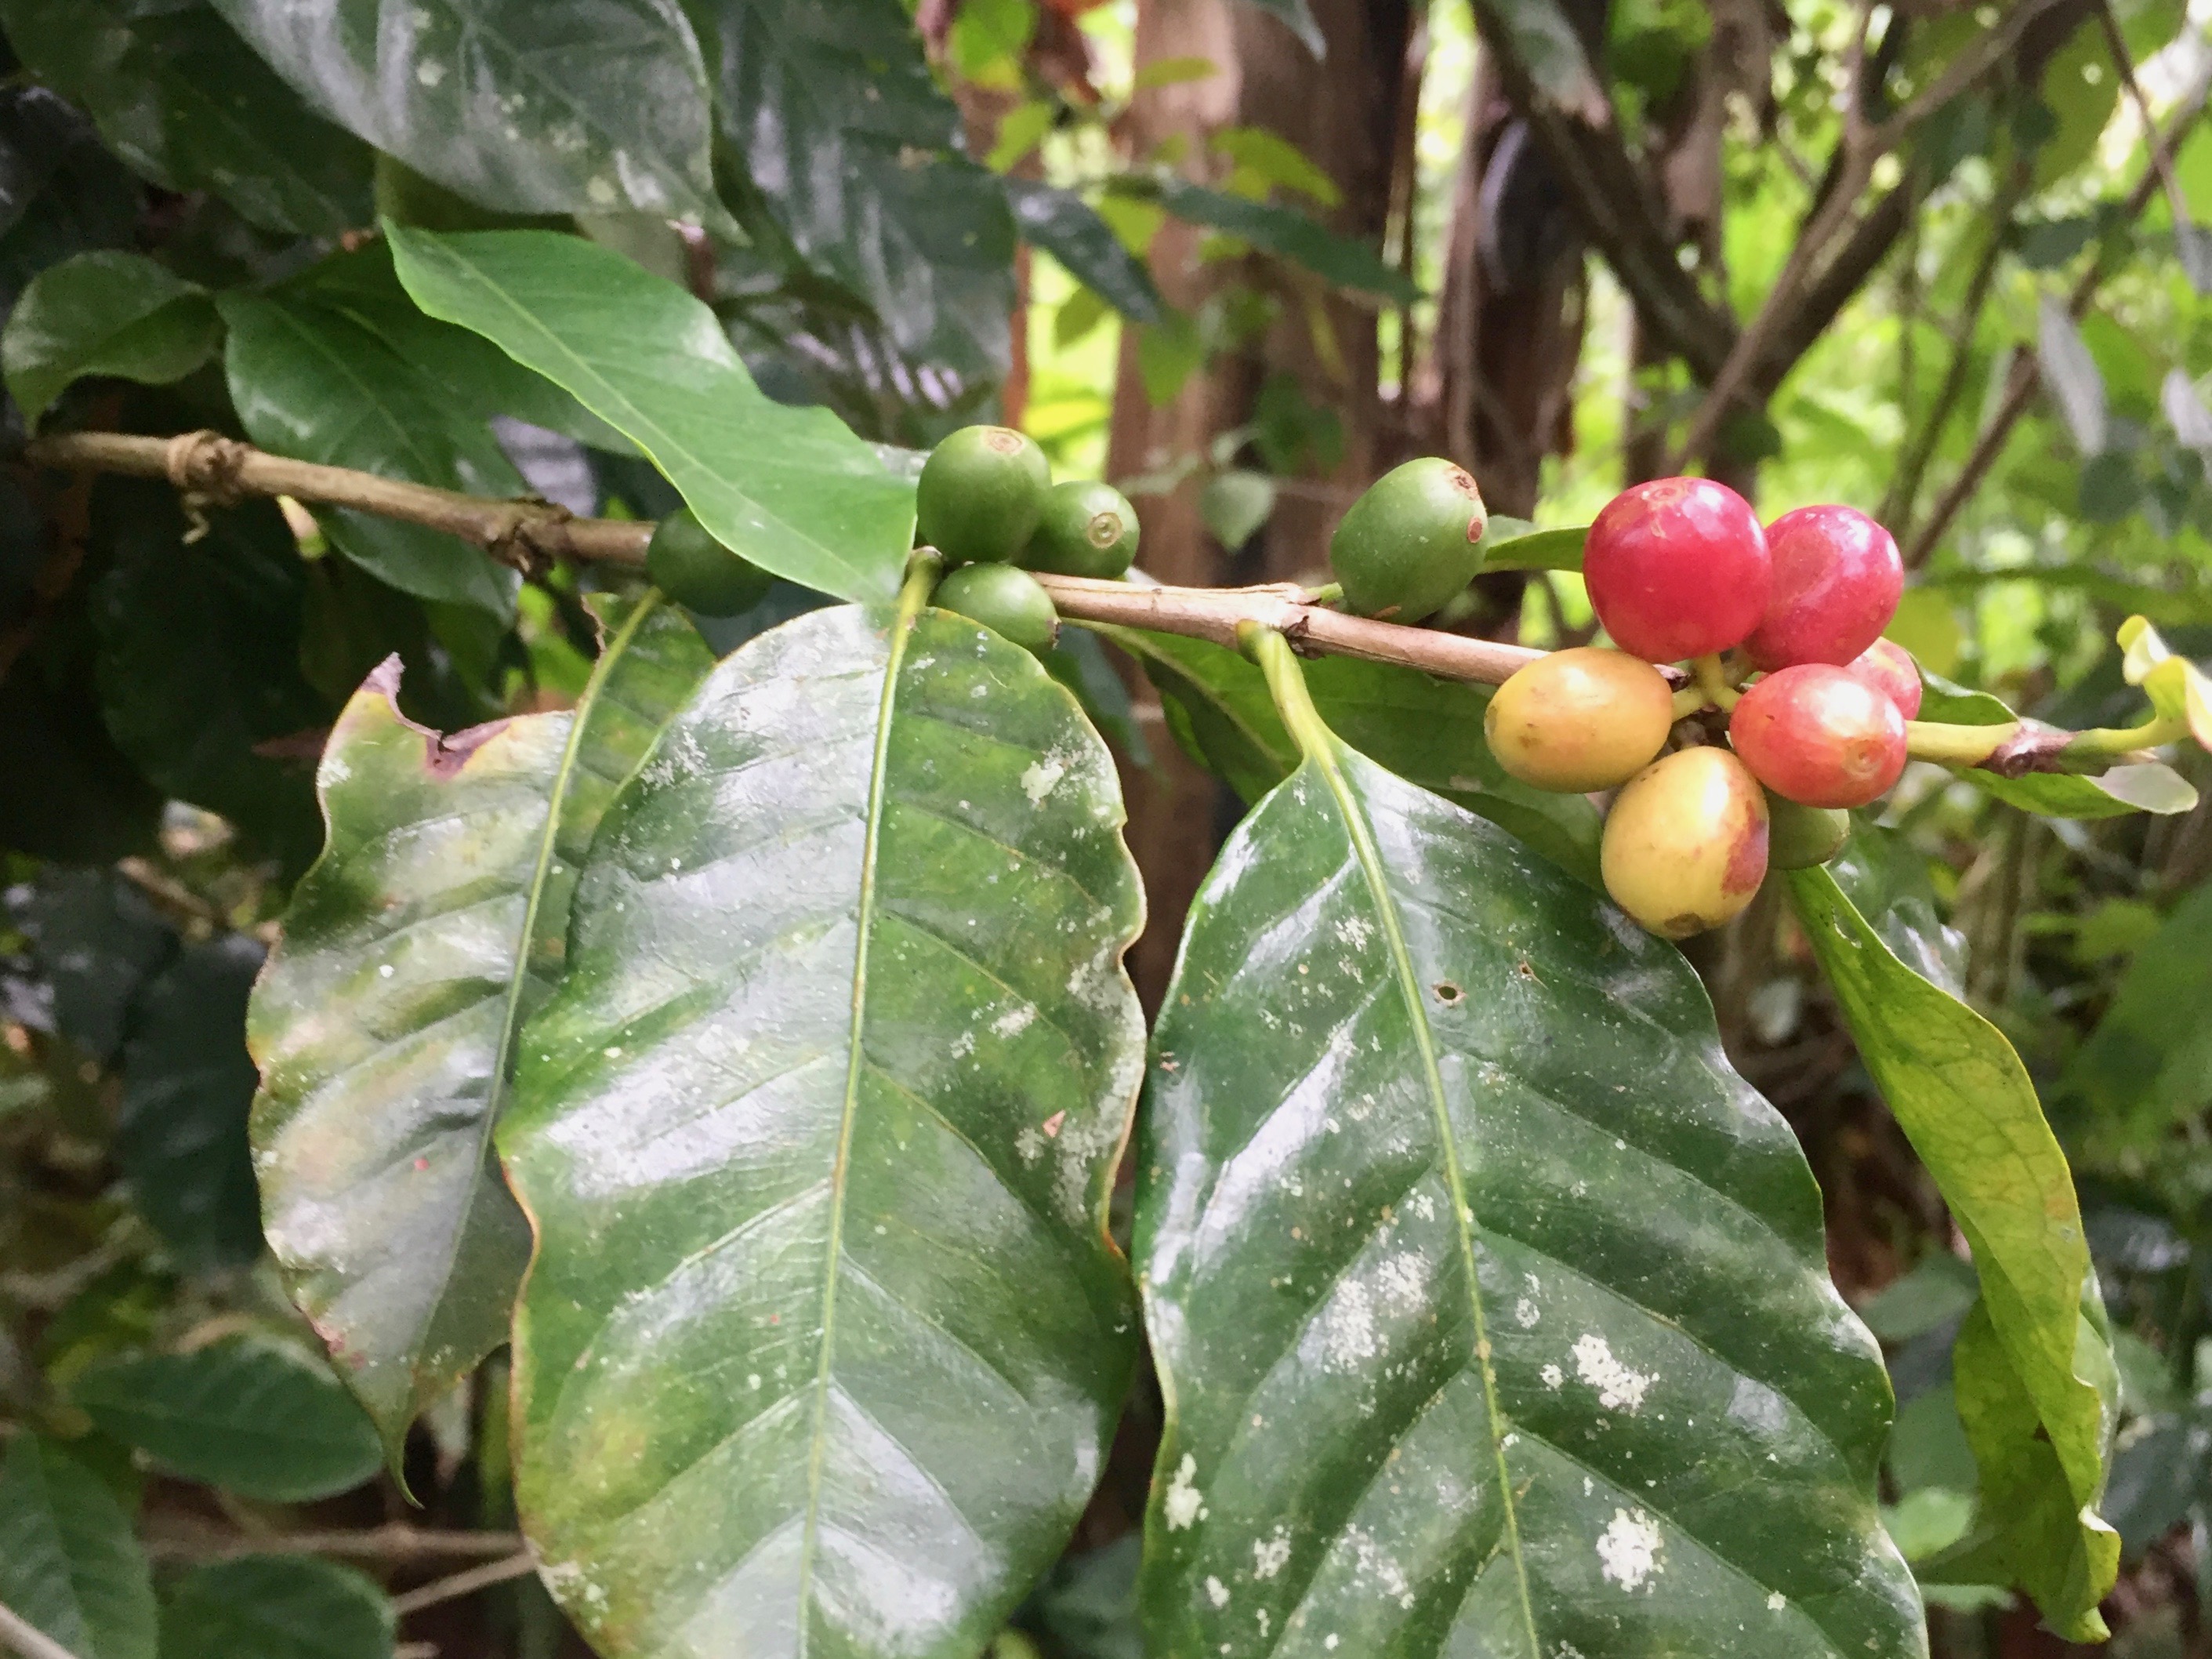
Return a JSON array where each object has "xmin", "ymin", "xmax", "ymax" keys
[
  {"xmin": 899, "ymin": 547, "xmax": 945, "ymax": 615},
  {"xmin": 1904, "ymin": 720, "xmax": 2020, "ymax": 767},
  {"xmin": 2059, "ymin": 713, "xmax": 2191, "ymax": 761},
  {"xmin": 1241, "ymin": 623, "xmax": 1333, "ymax": 760},
  {"xmin": 1691, "ymin": 653, "xmax": 1741, "ymax": 711}
]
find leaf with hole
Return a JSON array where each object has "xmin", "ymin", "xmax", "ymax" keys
[
  {"xmin": 1136, "ymin": 651, "xmax": 1922, "ymax": 1657},
  {"xmin": 389, "ymin": 225, "xmax": 918, "ymax": 604},
  {"xmin": 207, "ymin": 0, "xmax": 723, "ymax": 227},
  {"xmin": 71, "ymin": 1338, "xmax": 384, "ymax": 1503},
  {"xmin": 248, "ymin": 596, "xmax": 713, "ymax": 1462},
  {"xmin": 1, "ymin": 251, "xmax": 219, "ymax": 425},
  {"xmin": 0, "ymin": 0, "xmax": 372, "ymax": 234},
  {"xmin": 499, "ymin": 600, "xmax": 1145, "ymax": 1659},
  {"xmin": 1786, "ymin": 868, "xmax": 2117, "ymax": 1636},
  {"xmin": 0, "ymin": 1435, "xmax": 156, "ymax": 1659}
]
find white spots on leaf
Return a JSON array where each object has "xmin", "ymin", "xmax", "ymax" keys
[
  {"xmin": 1407, "ymin": 1191, "xmax": 1436, "ymax": 1222},
  {"xmin": 378, "ymin": 964, "xmax": 394, "ymax": 978},
  {"xmin": 1376, "ymin": 1252, "xmax": 1425, "ymax": 1309},
  {"xmin": 1333, "ymin": 914, "xmax": 1373, "ymax": 951},
  {"xmin": 1514, "ymin": 1298, "xmax": 1540, "ymax": 1328},
  {"xmin": 1322, "ymin": 1280, "xmax": 1378, "ymax": 1371},
  {"xmin": 1205, "ymin": 1576, "xmax": 1230, "ymax": 1608},
  {"xmin": 991, "ymin": 1003, "xmax": 1036, "ymax": 1040},
  {"xmin": 1572, "ymin": 1333, "xmax": 1654, "ymax": 1412},
  {"xmin": 1021, "ymin": 753, "xmax": 1068, "ymax": 804},
  {"xmin": 1597, "ymin": 1508, "xmax": 1663, "ymax": 1592},
  {"xmin": 415, "ymin": 58, "xmax": 447, "ymax": 87},
  {"xmin": 1541, "ymin": 1363, "xmax": 1564, "ymax": 1389},
  {"xmin": 1767, "ymin": 1592, "xmax": 1786, "ymax": 1611},
  {"xmin": 1253, "ymin": 1532, "xmax": 1291, "ymax": 1579},
  {"xmin": 1324, "ymin": 1635, "xmax": 1338, "ymax": 1651},
  {"xmin": 1014, "ymin": 1126, "xmax": 1045, "ymax": 1165},
  {"xmin": 1165, "ymin": 1454, "xmax": 1206, "ymax": 1530}
]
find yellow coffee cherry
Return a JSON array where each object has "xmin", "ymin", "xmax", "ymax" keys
[
  {"xmin": 1600, "ymin": 747, "xmax": 1770, "ymax": 938},
  {"xmin": 1484, "ymin": 647, "xmax": 1675, "ymax": 793}
]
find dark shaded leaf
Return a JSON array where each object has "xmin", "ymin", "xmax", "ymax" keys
[
  {"xmin": 500, "ymin": 601, "xmax": 1145, "ymax": 1659},
  {"xmin": 249, "ymin": 597, "xmax": 712, "ymax": 1461},
  {"xmin": 1137, "ymin": 659, "xmax": 1921, "ymax": 1657},
  {"xmin": 390, "ymin": 225, "xmax": 919, "ymax": 604},
  {"xmin": 218, "ymin": 289, "xmax": 520, "ymax": 618},
  {"xmin": 209, "ymin": 0, "xmax": 723, "ymax": 227},
  {"xmin": 1829, "ymin": 825, "xmax": 1967, "ymax": 997},
  {"xmin": 91, "ymin": 487, "xmax": 328, "ymax": 871},
  {"xmin": 1005, "ymin": 180, "xmax": 1164, "ymax": 324},
  {"xmin": 10, "ymin": 868, "xmax": 175, "ymax": 1065},
  {"xmin": 2058, "ymin": 881, "xmax": 2212, "ymax": 1151},
  {"xmin": 71, "ymin": 1337, "xmax": 383, "ymax": 1503},
  {"xmin": 1140, "ymin": 180, "xmax": 1416, "ymax": 303},
  {"xmin": 115, "ymin": 935, "xmax": 267, "ymax": 1275},
  {"xmin": 696, "ymin": 0, "xmax": 1015, "ymax": 383},
  {"xmin": 0, "ymin": 0, "xmax": 372, "ymax": 234},
  {"xmin": 1787, "ymin": 868, "xmax": 2117, "ymax": 1637},
  {"xmin": 158, "ymin": 1557, "xmax": 394, "ymax": 1659},
  {"xmin": 1043, "ymin": 626, "xmax": 1152, "ymax": 768},
  {"xmin": 1, "ymin": 251, "xmax": 219, "ymax": 425},
  {"xmin": 0, "ymin": 87, "xmax": 143, "ymax": 316},
  {"xmin": 0, "ymin": 1435, "xmax": 155, "ymax": 1659},
  {"xmin": 0, "ymin": 661, "xmax": 165, "ymax": 866}
]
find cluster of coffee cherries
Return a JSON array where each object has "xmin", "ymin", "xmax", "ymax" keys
[
  {"xmin": 912, "ymin": 425, "xmax": 1140, "ymax": 653},
  {"xmin": 1482, "ymin": 478, "xmax": 1916, "ymax": 938}
]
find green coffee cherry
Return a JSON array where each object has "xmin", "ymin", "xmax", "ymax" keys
[
  {"xmin": 1024, "ymin": 479, "xmax": 1139, "ymax": 578},
  {"xmin": 1329, "ymin": 456, "xmax": 1489, "ymax": 623},
  {"xmin": 916, "ymin": 425, "xmax": 1051, "ymax": 564},
  {"xmin": 934, "ymin": 563, "xmax": 1059, "ymax": 655},
  {"xmin": 646, "ymin": 508, "xmax": 772, "ymax": 616},
  {"xmin": 1764, "ymin": 793, "xmax": 1851, "ymax": 869}
]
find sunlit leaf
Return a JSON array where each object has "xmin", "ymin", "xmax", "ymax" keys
[
  {"xmin": 1787, "ymin": 869, "xmax": 2118, "ymax": 1636},
  {"xmin": 389, "ymin": 224, "xmax": 917, "ymax": 604},
  {"xmin": 500, "ymin": 601, "xmax": 1145, "ymax": 1659},
  {"xmin": 1137, "ymin": 659, "xmax": 1922, "ymax": 1657},
  {"xmin": 248, "ymin": 597, "xmax": 712, "ymax": 1461}
]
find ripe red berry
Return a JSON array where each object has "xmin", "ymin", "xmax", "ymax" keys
[
  {"xmin": 1744, "ymin": 505, "xmax": 1902, "ymax": 670},
  {"xmin": 1729, "ymin": 664, "xmax": 1908, "ymax": 809},
  {"xmin": 1583, "ymin": 477, "xmax": 1770, "ymax": 663},
  {"xmin": 1844, "ymin": 638, "xmax": 1922, "ymax": 721}
]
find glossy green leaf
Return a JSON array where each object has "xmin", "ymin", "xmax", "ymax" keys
[
  {"xmin": 1477, "ymin": 522, "xmax": 1586, "ymax": 573},
  {"xmin": 389, "ymin": 224, "xmax": 918, "ymax": 604},
  {"xmin": 1, "ymin": 251, "xmax": 219, "ymax": 424},
  {"xmin": 1139, "ymin": 180, "xmax": 1416, "ymax": 304},
  {"xmin": 208, "ymin": 0, "xmax": 723, "ymax": 227},
  {"xmin": 218, "ymin": 289, "xmax": 520, "ymax": 619},
  {"xmin": 1099, "ymin": 626, "xmax": 1602, "ymax": 885},
  {"xmin": 158, "ymin": 1557, "xmax": 395, "ymax": 1659},
  {"xmin": 248, "ymin": 594, "xmax": 713, "ymax": 1459},
  {"xmin": 0, "ymin": 0, "xmax": 372, "ymax": 234},
  {"xmin": 1786, "ymin": 868, "xmax": 2117, "ymax": 1636},
  {"xmin": 1005, "ymin": 180, "xmax": 1165, "ymax": 325},
  {"xmin": 2058, "ymin": 881, "xmax": 2212, "ymax": 1151},
  {"xmin": 116, "ymin": 935, "xmax": 267, "ymax": 1274},
  {"xmin": 71, "ymin": 1337, "xmax": 383, "ymax": 1502},
  {"xmin": 1913, "ymin": 673, "xmax": 2198, "ymax": 818},
  {"xmin": 1137, "ymin": 649, "xmax": 1921, "ymax": 1657},
  {"xmin": 0, "ymin": 1435, "xmax": 156, "ymax": 1659},
  {"xmin": 13, "ymin": 868, "xmax": 176, "ymax": 1065},
  {"xmin": 1829, "ymin": 826, "xmax": 1967, "ymax": 997},
  {"xmin": 500, "ymin": 600, "xmax": 1145, "ymax": 1659},
  {"xmin": 91, "ymin": 488, "xmax": 328, "ymax": 871},
  {"xmin": 696, "ymin": 0, "xmax": 1014, "ymax": 382}
]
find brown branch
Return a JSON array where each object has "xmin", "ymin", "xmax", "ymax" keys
[
  {"xmin": 143, "ymin": 1522, "xmax": 527, "ymax": 1563},
  {"xmin": 1904, "ymin": 77, "xmax": 2212, "ymax": 567},
  {"xmin": 1668, "ymin": 0, "xmax": 2076, "ymax": 472},
  {"xmin": 23, "ymin": 430, "xmax": 651, "ymax": 570},
  {"xmin": 389, "ymin": 1551, "xmax": 539, "ymax": 1616}
]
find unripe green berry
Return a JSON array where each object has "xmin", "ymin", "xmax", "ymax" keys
[
  {"xmin": 1329, "ymin": 457, "xmax": 1489, "ymax": 623},
  {"xmin": 646, "ymin": 507, "xmax": 771, "ymax": 616},
  {"xmin": 1764, "ymin": 793, "xmax": 1851, "ymax": 869},
  {"xmin": 934, "ymin": 563, "xmax": 1059, "ymax": 656},
  {"xmin": 1024, "ymin": 479, "xmax": 1139, "ymax": 577},
  {"xmin": 917, "ymin": 425, "xmax": 1051, "ymax": 564}
]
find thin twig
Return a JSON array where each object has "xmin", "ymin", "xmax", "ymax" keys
[
  {"xmin": 1666, "ymin": 0, "xmax": 2070, "ymax": 472},
  {"xmin": 2097, "ymin": 0, "xmax": 2192, "ymax": 227},
  {"xmin": 1905, "ymin": 76, "xmax": 2212, "ymax": 566},
  {"xmin": 390, "ymin": 1551, "xmax": 540, "ymax": 1617},
  {"xmin": 0, "ymin": 1603, "xmax": 82, "ymax": 1659},
  {"xmin": 143, "ymin": 1522, "xmax": 527, "ymax": 1563}
]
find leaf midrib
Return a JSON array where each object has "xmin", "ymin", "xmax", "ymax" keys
[
  {"xmin": 792, "ymin": 591, "xmax": 927, "ymax": 1651},
  {"xmin": 1300, "ymin": 739, "xmax": 1540, "ymax": 1659}
]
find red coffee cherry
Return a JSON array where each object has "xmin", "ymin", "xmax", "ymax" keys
[
  {"xmin": 1729, "ymin": 664, "xmax": 1908, "ymax": 809},
  {"xmin": 1844, "ymin": 637, "xmax": 1922, "ymax": 721},
  {"xmin": 1583, "ymin": 477, "xmax": 1771, "ymax": 663},
  {"xmin": 1744, "ymin": 505, "xmax": 1902, "ymax": 670}
]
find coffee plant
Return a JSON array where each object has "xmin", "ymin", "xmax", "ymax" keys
[{"xmin": 5, "ymin": 4, "xmax": 2212, "ymax": 1658}]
